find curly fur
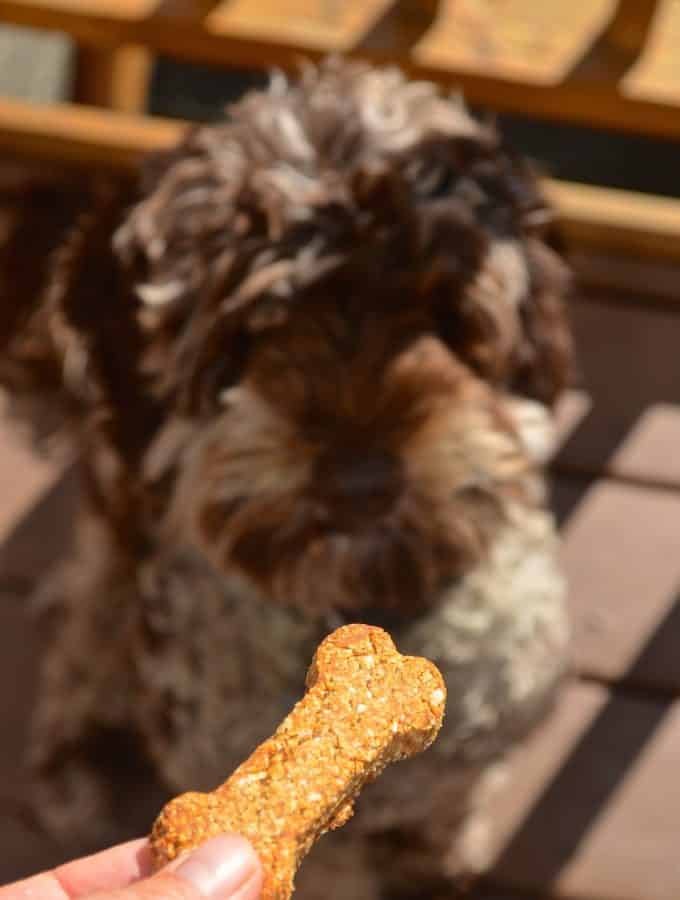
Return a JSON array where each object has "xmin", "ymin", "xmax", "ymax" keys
[{"xmin": 0, "ymin": 60, "xmax": 572, "ymax": 897}]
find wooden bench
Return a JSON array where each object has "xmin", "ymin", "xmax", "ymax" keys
[{"xmin": 0, "ymin": 0, "xmax": 679, "ymax": 133}]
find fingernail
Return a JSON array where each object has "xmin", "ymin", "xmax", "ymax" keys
[{"xmin": 175, "ymin": 835, "xmax": 261, "ymax": 898}]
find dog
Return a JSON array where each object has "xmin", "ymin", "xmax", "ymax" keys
[{"xmin": 0, "ymin": 59, "xmax": 572, "ymax": 898}]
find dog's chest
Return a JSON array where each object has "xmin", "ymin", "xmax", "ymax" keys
[{"xmin": 143, "ymin": 505, "xmax": 567, "ymax": 795}]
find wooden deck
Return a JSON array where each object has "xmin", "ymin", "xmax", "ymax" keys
[{"xmin": 1, "ymin": 262, "xmax": 680, "ymax": 897}]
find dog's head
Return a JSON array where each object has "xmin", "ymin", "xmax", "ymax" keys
[{"xmin": 111, "ymin": 60, "xmax": 571, "ymax": 616}]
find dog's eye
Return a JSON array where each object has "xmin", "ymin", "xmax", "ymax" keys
[
  {"xmin": 414, "ymin": 165, "xmax": 455, "ymax": 200},
  {"xmin": 182, "ymin": 333, "xmax": 250, "ymax": 416}
]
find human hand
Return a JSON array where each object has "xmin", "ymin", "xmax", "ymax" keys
[{"xmin": 0, "ymin": 834, "xmax": 262, "ymax": 900}]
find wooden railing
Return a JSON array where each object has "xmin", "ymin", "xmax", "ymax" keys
[{"xmin": 0, "ymin": 0, "xmax": 679, "ymax": 285}]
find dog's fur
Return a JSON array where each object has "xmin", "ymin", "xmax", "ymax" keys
[{"xmin": 1, "ymin": 60, "xmax": 572, "ymax": 897}]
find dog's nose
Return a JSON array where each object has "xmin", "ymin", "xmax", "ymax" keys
[{"xmin": 313, "ymin": 448, "xmax": 403, "ymax": 524}]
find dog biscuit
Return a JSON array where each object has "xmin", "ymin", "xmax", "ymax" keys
[{"xmin": 149, "ymin": 623, "xmax": 446, "ymax": 898}]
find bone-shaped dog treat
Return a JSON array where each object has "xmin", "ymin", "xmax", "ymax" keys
[{"xmin": 149, "ymin": 624, "xmax": 446, "ymax": 898}]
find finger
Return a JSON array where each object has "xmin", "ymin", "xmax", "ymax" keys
[
  {"xmin": 0, "ymin": 839, "xmax": 151, "ymax": 900},
  {"xmin": 102, "ymin": 836, "xmax": 262, "ymax": 900},
  {"xmin": 57, "ymin": 839, "xmax": 153, "ymax": 896}
]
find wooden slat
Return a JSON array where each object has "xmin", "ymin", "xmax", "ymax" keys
[
  {"xmin": 3, "ymin": 0, "xmax": 680, "ymax": 139},
  {"xmin": 0, "ymin": 583, "xmax": 65, "ymax": 885},
  {"xmin": 557, "ymin": 396, "xmax": 680, "ymax": 487},
  {"xmin": 544, "ymin": 180, "xmax": 680, "ymax": 264},
  {"xmin": 0, "ymin": 0, "xmax": 156, "ymax": 34},
  {"xmin": 624, "ymin": 0, "xmax": 680, "ymax": 104},
  {"xmin": 487, "ymin": 682, "xmax": 680, "ymax": 900},
  {"xmin": 567, "ymin": 252, "xmax": 680, "ymax": 302},
  {"xmin": 413, "ymin": 0, "xmax": 617, "ymax": 85},
  {"xmin": 556, "ymin": 476, "xmax": 680, "ymax": 692},
  {"xmin": 205, "ymin": 0, "xmax": 396, "ymax": 53},
  {"xmin": 0, "ymin": 97, "xmax": 679, "ymax": 267},
  {"xmin": 606, "ymin": 404, "xmax": 680, "ymax": 486},
  {"xmin": 0, "ymin": 404, "xmax": 63, "ymax": 553},
  {"xmin": 0, "ymin": 401, "xmax": 75, "ymax": 588},
  {"xmin": 410, "ymin": 62, "xmax": 680, "ymax": 140},
  {"xmin": 0, "ymin": 0, "xmax": 396, "ymax": 56},
  {"xmin": 556, "ymin": 297, "xmax": 680, "ymax": 482},
  {"xmin": 0, "ymin": 97, "xmax": 183, "ymax": 170}
]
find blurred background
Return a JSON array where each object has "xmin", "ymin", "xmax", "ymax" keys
[{"xmin": 2, "ymin": 4, "xmax": 680, "ymax": 900}]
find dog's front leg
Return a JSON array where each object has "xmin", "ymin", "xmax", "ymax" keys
[
  {"xmin": 29, "ymin": 543, "xmax": 158, "ymax": 847},
  {"xmin": 132, "ymin": 549, "xmax": 326, "ymax": 795}
]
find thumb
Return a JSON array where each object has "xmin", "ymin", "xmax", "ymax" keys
[{"xmin": 107, "ymin": 836, "xmax": 262, "ymax": 900}]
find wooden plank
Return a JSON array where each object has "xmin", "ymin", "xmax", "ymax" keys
[
  {"xmin": 0, "ymin": 0, "xmax": 396, "ymax": 55},
  {"xmin": 413, "ymin": 0, "xmax": 617, "ymax": 85},
  {"xmin": 545, "ymin": 180, "xmax": 680, "ymax": 265},
  {"xmin": 624, "ymin": 0, "xmax": 680, "ymax": 104},
  {"xmin": 0, "ymin": 401, "xmax": 76, "ymax": 588},
  {"xmin": 205, "ymin": 0, "xmax": 396, "ymax": 53},
  {"xmin": 0, "ymin": 404, "xmax": 63, "ymax": 555},
  {"xmin": 568, "ymin": 251, "xmax": 680, "ymax": 301},
  {"xmin": 555, "ymin": 476, "xmax": 680, "ymax": 692},
  {"xmin": 0, "ymin": 98, "xmax": 184, "ymax": 170},
  {"xmin": 0, "ymin": 464, "xmax": 79, "ymax": 589},
  {"xmin": 0, "ymin": 585, "xmax": 67, "ymax": 884},
  {"xmin": 486, "ymin": 682, "xmax": 680, "ymax": 900},
  {"xmin": 4, "ymin": 0, "xmax": 680, "ymax": 139},
  {"xmin": 554, "ymin": 391, "xmax": 593, "ymax": 453},
  {"xmin": 606, "ymin": 404, "xmax": 680, "ymax": 486},
  {"xmin": 557, "ymin": 399, "xmax": 680, "ymax": 487},
  {"xmin": 406, "ymin": 61, "xmax": 680, "ymax": 141},
  {"xmin": 0, "ymin": 0, "xmax": 156, "ymax": 32},
  {"xmin": 556, "ymin": 296, "xmax": 680, "ymax": 483}
]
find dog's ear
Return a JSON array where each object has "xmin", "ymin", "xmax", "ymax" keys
[
  {"xmin": 513, "ymin": 235, "xmax": 573, "ymax": 406},
  {"xmin": 500, "ymin": 148, "xmax": 574, "ymax": 405},
  {"xmin": 112, "ymin": 127, "xmax": 275, "ymax": 418},
  {"xmin": 413, "ymin": 134, "xmax": 572, "ymax": 406},
  {"xmin": 48, "ymin": 178, "xmax": 163, "ymax": 462},
  {"xmin": 0, "ymin": 173, "xmax": 95, "ymax": 445},
  {"xmin": 0, "ymin": 172, "xmax": 160, "ymax": 461}
]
